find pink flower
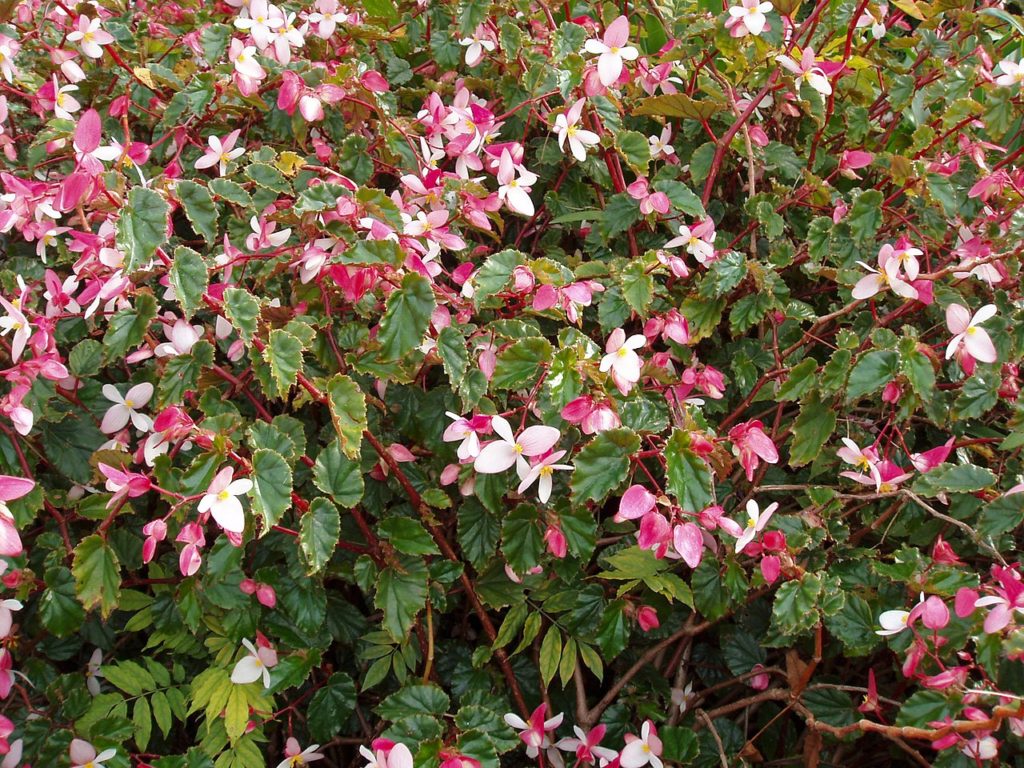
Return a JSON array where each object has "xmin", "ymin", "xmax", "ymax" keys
[
  {"xmin": 600, "ymin": 328, "xmax": 645, "ymax": 395},
  {"xmin": 141, "ymin": 519, "xmax": 166, "ymax": 564},
  {"xmin": 945, "ymin": 303, "xmax": 997, "ymax": 365},
  {"xmin": 837, "ymin": 438, "xmax": 882, "ymax": 490},
  {"xmin": 175, "ymin": 522, "xmax": 205, "ymax": 576},
  {"xmin": 544, "ymin": 523, "xmax": 567, "ymax": 558},
  {"xmin": 66, "ymin": 16, "xmax": 114, "ymax": 59},
  {"xmin": 910, "ymin": 438, "xmax": 954, "ymax": 473},
  {"xmin": 443, "ymin": 412, "xmax": 491, "ymax": 460},
  {"xmin": 584, "ymin": 16, "xmax": 638, "ymax": 87},
  {"xmin": 616, "ymin": 484, "xmax": 656, "ymax": 522},
  {"xmin": 974, "ymin": 566, "xmax": 1024, "ymax": 634},
  {"xmin": 673, "ymin": 521, "xmax": 704, "ymax": 568},
  {"xmin": 100, "ymin": 382, "xmax": 154, "ymax": 434},
  {"xmin": 0, "ymin": 475, "xmax": 35, "ymax": 556},
  {"xmin": 98, "ymin": 463, "xmax": 151, "ymax": 508},
  {"xmin": 360, "ymin": 740, "xmax": 413, "ymax": 768},
  {"xmin": 728, "ymin": 420, "xmax": 779, "ymax": 481},
  {"xmin": 554, "ymin": 98, "xmax": 600, "ymax": 162},
  {"xmin": 851, "ymin": 247, "xmax": 918, "ymax": 301},
  {"xmin": 776, "ymin": 47, "xmax": 832, "ymax": 96},
  {"xmin": 627, "ymin": 178, "xmax": 670, "ymax": 215},
  {"xmin": 555, "ymin": 724, "xmax": 618, "ymax": 765},
  {"xmin": 496, "ymin": 150, "xmax": 537, "ymax": 216},
  {"xmin": 70, "ymin": 739, "xmax": 116, "ymax": 768},
  {"xmin": 621, "ymin": 720, "xmax": 662, "ymax": 768},
  {"xmin": 473, "ymin": 415, "xmax": 560, "ymax": 476},
  {"xmin": 459, "ymin": 25, "xmax": 496, "ymax": 67}
]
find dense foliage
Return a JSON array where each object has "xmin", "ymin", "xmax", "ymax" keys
[{"xmin": 0, "ymin": 0, "xmax": 1022, "ymax": 765}]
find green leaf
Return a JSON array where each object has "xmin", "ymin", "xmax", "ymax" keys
[
  {"xmin": 69, "ymin": 339, "xmax": 104, "ymax": 377},
  {"xmin": 375, "ymin": 555, "xmax": 428, "ymax": 641},
  {"xmin": 911, "ymin": 463, "xmax": 997, "ymax": 497},
  {"xmin": 846, "ymin": 350, "xmax": 898, "ymax": 401},
  {"xmin": 101, "ymin": 660, "xmax": 156, "ymax": 695},
  {"xmin": 362, "ymin": 0, "xmax": 397, "ymax": 21},
  {"xmin": 223, "ymin": 287, "xmax": 260, "ymax": 344},
  {"xmin": 378, "ymin": 272, "xmax": 435, "ymax": 361},
  {"xmin": 313, "ymin": 439, "xmax": 364, "ymax": 507},
  {"xmin": 654, "ymin": 180, "xmax": 706, "ymax": 218},
  {"xmin": 209, "ymin": 178, "xmax": 253, "ymax": 207},
  {"xmin": 899, "ymin": 337, "xmax": 935, "ymax": 402},
  {"xmin": 436, "ymin": 326, "xmax": 468, "ymax": 386},
  {"xmin": 664, "ymin": 430, "xmax": 714, "ymax": 510},
  {"xmin": 978, "ymin": 494, "xmax": 1024, "ymax": 537},
  {"xmin": 570, "ymin": 428, "xmax": 640, "ymax": 505},
  {"xmin": 491, "ymin": 337, "xmax": 553, "ymax": 391},
  {"xmin": 457, "ymin": 499, "xmax": 500, "ymax": 570},
  {"xmin": 661, "ymin": 727, "xmax": 700, "ymax": 763},
  {"xmin": 776, "ymin": 358, "xmax": 817, "ymax": 401},
  {"xmin": 847, "ymin": 190, "xmax": 884, "ymax": 245},
  {"xmin": 39, "ymin": 566, "xmax": 85, "ymax": 636},
  {"xmin": 72, "ymin": 535, "xmax": 121, "ymax": 618},
  {"xmin": 103, "ymin": 292, "xmax": 158, "ymax": 362},
  {"xmin": 699, "ymin": 250, "xmax": 746, "ymax": 298},
  {"xmin": 300, "ymin": 497, "xmax": 340, "ymax": 574},
  {"xmin": 159, "ymin": 340, "xmax": 214, "ymax": 407},
  {"xmin": 473, "ymin": 249, "xmax": 523, "ymax": 303},
  {"xmin": 539, "ymin": 626, "xmax": 562, "ymax": 687},
  {"xmin": 615, "ymin": 130, "xmax": 650, "ymax": 174},
  {"xmin": 262, "ymin": 329, "xmax": 304, "ymax": 399},
  {"xmin": 133, "ymin": 696, "xmax": 152, "ymax": 752},
  {"xmin": 633, "ymin": 93, "xmax": 725, "ymax": 120},
  {"xmin": 307, "ymin": 673, "xmax": 357, "ymax": 742},
  {"xmin": 169, "ymin": 246, "xmax": 208, "ymax": 320},
  {"xmin": 224, "ymin": 686, "xmax": 249, "ymax": 743},
  {"xmin": 40, "ymin": 417, "xmax": 104, "ymax": 484},
  {"xmin": 771, "ymin": 573, "xmax": 822, "ymax": 637},
  {"xmin": 250, "ymin": 449, "xmax": 292, "ymax": 532},
  {"xmin": 245, "ymin": 163, "xmax": 291, "ymax": 194},
  {"xmin": 379, "ymin": 517, "xmax": 440, "ymax": 556},
  {"xmin": 151, "ymin": 691, "xmax": 173, "ymax": 738},
  {"xmin": 326, "ymin": 374, "xmax": 367, "ymax": 460},
  {"xmin": 789, "ymin": 391, "xmax": 837, "ymax": 467},
  {"xmin": 175, "ymin": 180, "xmax": 218, "ymax": 244},
  {"xmin": 896, "ymin": 690, "xmax": 959, "ymax": 727},
  {"xmin": 502, "ymin": 506, "xmax": 543, "ymax": 573},
  {"xmin": 618, "ymin": 259, "xmax": 654, "ymax": 315},
  {"xmin": 729, "ymin": 292, "xmax": 772, "ymax": 334},
  {"xmin": 954, "ymin": 372, "xmax": 999, "ymax": 419},
  {"xmin": 377, "ymin": 684, "xmax": 449, "ymax": 719},
  {"xmin": 117, "ymin": 187, "xmax": 169, "ymax": 271},
  {"xmin": 692, "ymin": 561, "xmax": 729, "ymax": 620}
]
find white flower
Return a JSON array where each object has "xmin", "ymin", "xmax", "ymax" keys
[
  {"xmin": 875, "ymin": 609, "xmax": 911, "ymax": 636},
  {"xmin": 54, "ymin": 82, "xmax": 81, "ymax": 120},
  {"xmin": 473, "ymin": 415, "xmax": 560, "ymax": 476},
  {"xmin": 0, "ymin": 598, "xmax": 20, "ymax": 638},
  {"xmin": 66, "ymin": 16, "xmax": 115, "ymax": 59},
  {"xmin": 517, "ymin": 450, "xmax": 573, "ymax": 503},
  {"xmin": 155, "ymin": 318, "xmax": 204, "ymax": 357},
  {"xmin": 734, "ymin": 499, "xmax": 777, "ymax": 553},
  {"xmin": 198, "ymin": 466, "xmax": 253, "ymax": 534},
  {"xmin": 459, "ymin": 30, "xmax": 495, "ymax": 67},
  {"xmin": 945, "ymin": 304, "xmax": 997, "ymax": 364},
  {"xmin": 620, "ymin": 720, "xmax": 663, "ymax": 768},
  {"xmin": 234, "ymin": 0, "xmax": 283, "ymax": 49},
  {"xmin": 101, "ymin": 382, "xmax": 154, "ymax": 434},
  {"xmin": 496, "ymin": 150, "xmax": 537, "ymax": 217},
  {"xmin": 648, "ymin": 125, "xmax": 675, "ymax": 160},
  {"xmin": 276, "ymin": 737, "xmax": 324, "ymax": 768},
  {"xmin": 553, "ymin": 99, "xmax": 600, "ymax": 162},
  {"xmin": 86, "ymin": 647, "xmax": 104, "ymax": 695},
  {"xmin": 995, "ymin": 59, "xmax": 1024, "ymax": 88},
  {"xmin": 230, "ymin": 637, "xmax": 277, "ymax": 688}
]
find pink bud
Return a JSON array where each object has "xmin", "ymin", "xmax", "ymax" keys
[
  {"xmin": 637, "ymin": 606, "xmax": 659, "ymax": 632},
  {"xmin": 360, "ymin": 70, "xmax": 390, "ymax": 92},
  {"xmin": 256, "ymin": 584, "xmax": 277, "ymax": 608},
  {"xmin": 748, "ymin": 664, "xmax": 770, "ymax": 690},
  {"xmin": 955, "ymin": 587, "xmax": 979, "ymax": 618},
  {"xmin": 761, "ymin": 555, "xmax": 781, "ymax": 584},
  {"xmin": 512, "ymin": 266, "xmax": 535, "ymax": 293},
  {"xmin": 239, "ymin": 578, "xmax": 258, "ymax": 595},
  {"xmin": 881, "ymin": 380, "xmax": 902, "ymax": 403},
  {"xmin": 544, "ymin": 524, "xmax": 567, "ymax": 559},
  {"xmin": 919, "ymin": 596, "xmax": 950, "ymax": 630},
  {"xmin": 440, "ymin": 463, "xmax": 461, "ymax": 485}
]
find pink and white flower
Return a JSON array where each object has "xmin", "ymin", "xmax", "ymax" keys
[
  {"xmin": 69, "ymin": 739, "xmax": 117, "ymax": 768},
  {"xmin": 230, "ymin": 637, "xmax": 278, "ymax": 687},
  {"xmin": 584, "ymin": 16, "xmax": 638, "ymax": 87},
  {"xmin": 276, "ymin": 737, "xmax": 324, "ymax": 768},
  {"xmin": 776, "ymin": 47, "xmax": 832, "ymax": 96},
  {"xmin": 733, "ymin": 499, "xmax": 778, "ymax": 554},
  {"xmin": 727, "ymin": 0, "xmax": 773, "ymax": 37},
  {"xmin": 496, "ymin": 150, "xmax": 537, "ymax": 216},
  {"xmin": 995, "ymin": 58, "xmax": 1024, "ymax": 88},
  {"xmin": 503, "ymin": 704, "xmax": 563, "ymax": 760},
  {"xmin": 360, "ymin": 740, "xmax": 414, "ymax": 768},
  {"xmin": 600, "ymin": 328, "xmax": 645, "ymax": 395},
  {"xmin": 443, "ymin": 412, "xmax": 491, "ymax": 460},
  {"xmin": 621, "ymin": 719, "xmax": 663, "ymax": 768},
  {"xmin": 66, "ymin": 16, "xmax": 114, "ymax": 59}
]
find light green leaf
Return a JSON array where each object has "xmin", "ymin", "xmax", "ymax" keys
[
  {"xmin": 72, "ymin": 535, "xmax": 121, "ymax": 618},
  {"xmin": 223, "ymin": 287, "xmax": 260, "ymax": 344},
  {"xmin": 262, "ymin": 329, "xmax": 304, "ymax": 399},
  {"xmin": 326, "ymin": 374, "xmax": 367, "ymax": 460}
]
